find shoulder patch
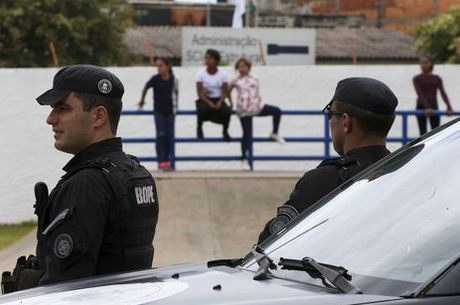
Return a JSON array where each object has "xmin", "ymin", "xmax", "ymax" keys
[
  {"xmin": 53, "ymin": 233, "xmax": 74, "ymax": 259},
  {"xmin": 269, "ymin": 205, "xmax": 300, "ymax": 235},
  {"xmin": 134, "ymin": 184, "xmax": 156, "ymax": 205}
]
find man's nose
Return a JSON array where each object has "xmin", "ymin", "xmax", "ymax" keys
[{"xmin": 47, "ymin": 109, "xmax": 57, "ymax": 125}]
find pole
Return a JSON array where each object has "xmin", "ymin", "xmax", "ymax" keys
[
  {"xmin": 402, "ymin": 113, "xmax": 408, "ymax": 145},
  {"xmin": 376, "ymin": 0, "xmax": 386, "ymax": 28},
  {"xmin": 49, "ymin": 41, "xmax": 59, "ymax": 67},
  {"xmin": 349, "ymin": 40, "xmax": 357, "ymax": 64},
  {"xmin": 254, "ymin": 0, "xmax": 258, "ymax": 27},
  {"xmin": 245, "ymin": 0, "xmax": 250, "ymax": 27},
  {"xmin": 206, "ymin": 0, "xmax": 211, "ymax": 26},
  {"xmin": 145, "ymin": 39, "xmax": 155, "ymax": 66},
  {"xmin": 258, "ymin": 40, "xmax": 266, "ymax": 65}
]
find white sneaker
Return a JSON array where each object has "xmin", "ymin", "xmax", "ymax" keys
[
  {"xmin": 269, "ymin": 133, "xmax": 285, "ymax": 144},
  {"xmin": 240, "ymin": 159, "xmax": 251, "ymax": 170}
]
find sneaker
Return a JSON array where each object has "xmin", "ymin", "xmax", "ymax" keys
[
  {"xmin": 223, "ymin": 131, "xmax": 232, "ymax": 142},
  {"xmin": 240, "ymin": 158, "xmax": 251, "ymax": 171},
  {"xmin": 269, "ymin": 133, "xmax": 285, "ymax": 144},
  {"xmin": 158, "ymin": 161, "xmax": 170, "ymax": 171}
]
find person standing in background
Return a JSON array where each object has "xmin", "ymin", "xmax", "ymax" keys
[
  {"xmin": 229, "ymin": 58, "xmax": 284, "ymax": 164},
  {"xmin": 196, "ymin": 49, "xmax": 232, "ymax": 142},
  {"xmin": 413, "ymin": 55, "xmax": 453, "ymax": 135},
  {"xmin": 139, "ymin": 58, "xmax": 178, "ymax": 171}
]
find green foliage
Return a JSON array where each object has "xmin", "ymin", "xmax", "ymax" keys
[
  {"xmin": 0, "ymin": 221, "xmax": 36, "ymax": 251},
  {"xmin": 0, "ymin": 0, "xmax": 133, "ymax": 67},
  {"xmin": 415, "ymin": 6, "xmax": 460, "ymax": 63}
]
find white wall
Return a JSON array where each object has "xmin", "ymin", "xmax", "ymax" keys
[{"xmin": 1, "ymin": 64, "xmax": 459, "ymax": 222}]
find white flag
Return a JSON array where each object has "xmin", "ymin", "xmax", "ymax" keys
[{"xmin": 232, "ymin": 0, "xmax": 246, "ymax": 28}]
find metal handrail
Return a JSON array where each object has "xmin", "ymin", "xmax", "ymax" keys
[{"xmin": 121, "ymin": 109, "xmax": 459, "ymax": 170}]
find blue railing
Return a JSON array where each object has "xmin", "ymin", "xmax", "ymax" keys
[{"xmin": 121, "ymin": 109, "xmax": 459, "ymax": 170}]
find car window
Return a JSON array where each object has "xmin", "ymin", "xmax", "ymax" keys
[{"xmin": 244, "ymin": 121, "xmax": 460, "ymax": 296}]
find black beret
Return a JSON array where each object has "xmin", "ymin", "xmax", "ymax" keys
[
  {"xmin": 36, "ymin": 65, "xmax": 124, "ymax": 105},
  {"xmin": 331, "ymin": 77, "xmax": 398, "ymax": 115}
]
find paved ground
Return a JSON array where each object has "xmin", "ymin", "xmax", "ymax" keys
[
  {"xmin": 0, "ymin": 171, "xmax": 300, "ymax": 272},
  {"xmin": 0, "ymin": 229, "xmax": 36, "ymax": 273}
]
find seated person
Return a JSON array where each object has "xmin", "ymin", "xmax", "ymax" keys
[{"xmin": 196, "ymin": 49, "xmax": 232, "ymax": 142}]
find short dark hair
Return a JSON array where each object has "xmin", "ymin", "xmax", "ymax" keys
[
  {"xmin": 235, "ymin": 57, "xmax": 252, "ymax": 70},
  {"xmin": 74, "ymin": 92, "xmax": 122, "ymax": 134},
  {"xmin": 335, "ymin": 101, "xmax": 395, "ymax": 137},
  {"xmin": 205, "ymin": 49, "xmax": 221, "ymax": 64}
]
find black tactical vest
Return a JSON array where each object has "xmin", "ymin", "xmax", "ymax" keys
[
  {"xmin": 318, "ymin": 156, "xmax": 374, "ymax": 185},
  {"xmin": 37, "ymin": 154, "xmax": 158, "ymax": 275},
  {"xmin": 91, "ymin": 155, "xmax": 158, "ymax": 274}
]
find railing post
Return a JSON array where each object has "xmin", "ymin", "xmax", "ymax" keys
[
  {"xmin": 171, "ymin": 117, "xmax": 176, "ymax": 170},
  {"xmin": 402, "ymin": 113, "xmax": 408, "ymax": 145},
  {"xmin": 248, "ymin": 120, "xmax": 254, "ymax": 170},
  {"xmin": 324, "ymin": 114, "xmax": 331, "ymax": 159}
]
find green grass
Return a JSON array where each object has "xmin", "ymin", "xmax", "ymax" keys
[{"xmin": 0, "ymin": 221, "xmax": 36, "ymax": 251}]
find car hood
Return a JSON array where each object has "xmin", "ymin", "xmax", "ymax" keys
[{"xmin": 0, "ymin": 262, "xmax": 401, "ymax": 305}]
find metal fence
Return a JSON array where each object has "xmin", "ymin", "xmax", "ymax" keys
[{"xmin": 121, "ymin": 109, "xmax": 458, "ymax": 170}]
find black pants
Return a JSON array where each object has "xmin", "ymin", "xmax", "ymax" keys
[
  {"xmin": 239, "ymin": 104, "xmax": 282, "ymax": 159},
  {"xmin": 416, "ymin": 105, "xmax": 440, "ymax": 135},
  {"xmin": 196, "ymin": 98, "xmax": 231, "ymax": 133}
]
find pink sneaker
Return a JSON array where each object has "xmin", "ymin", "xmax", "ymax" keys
[
  {"xmin": 158, "ymin": 161, "xmax": 173, "ymax": 171},
  {"xmin": 158, "ymin": 161, "xmax": 169, "ymax": 170}
]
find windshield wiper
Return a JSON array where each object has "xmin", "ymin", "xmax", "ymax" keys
[
  {"xmin": 251, "ymin": 245, "xmax": 277, "ymax": 281},
  {"xmin": 279, "ymin": 257, "xmax": 362, "ymax": 294}
]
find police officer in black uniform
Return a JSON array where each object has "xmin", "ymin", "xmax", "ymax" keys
[
  {"xmin": 2, "ymin": 65, "xmax": 159, "ymax": 293},
  {"xmin": 258, "ymin": 77, "xmax": 398, "ymax": 243}
]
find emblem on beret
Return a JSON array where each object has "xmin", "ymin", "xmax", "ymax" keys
[
  {"xmin": 53, "ymin": 233, "xmax": 73, "ymax": 259},
  {"xmin": 98, "ymin": 79, "xmax": 112, "ymax": 94}
]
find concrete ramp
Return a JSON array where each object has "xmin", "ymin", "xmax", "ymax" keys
[
  {"xmin": 152, "ymin": 171, "xmax": 299, "ymax": 266},
  {"xmin": 0, "ymin": 171, "xmax": 300, "ymax": 272}
]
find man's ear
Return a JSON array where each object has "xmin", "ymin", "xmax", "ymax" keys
[
  {"xmin": 342, "ymin": 113, "xmax": 352, "ymax": 134},
  {"xmin": 92, "ymin": 106, "xmax": 109, "ymax": 128}
]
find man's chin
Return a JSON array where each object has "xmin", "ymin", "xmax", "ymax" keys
[{"xmin": 54, "ymin": 142, "xmax": 75, "ymax": 154}]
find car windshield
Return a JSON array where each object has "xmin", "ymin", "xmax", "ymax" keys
[{"xmin": 243, "ymin": 119, "xmax": 460, "ymax": 296}]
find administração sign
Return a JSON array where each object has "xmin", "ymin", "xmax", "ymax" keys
[{"xmin": 182, "ymin": 27, "xmax": 316, "ymax": 66}]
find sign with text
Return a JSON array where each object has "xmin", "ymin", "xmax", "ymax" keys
[{"xmin": 181, "ymin": 27, "xmax": 316, "ymax": 66}]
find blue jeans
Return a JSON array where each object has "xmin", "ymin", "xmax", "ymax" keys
[{"xmin": 154, "ymin": 112, "xmax": 175, "ymax": 163}]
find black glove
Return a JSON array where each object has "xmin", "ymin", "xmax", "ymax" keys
[
  {"xmin": 2, "ymin": 255, "xmax": 42, "ymax": 294},
  {"xmin": 1, "ymin": 272, "xmax": 14, "ymax": 295}
]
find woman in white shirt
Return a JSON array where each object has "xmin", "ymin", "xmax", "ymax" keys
[
  {"xmin": 196, "ymin": 49, "xmax": 233, "ymax": 141},
  {"xmin": 230, "ymin": 58, "xmax": 284, "ymax": 161}
]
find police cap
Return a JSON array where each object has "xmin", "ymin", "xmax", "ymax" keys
[
  {"xmin": 331, "ymin": 77, "xmax": 398, "ymax": 115},
  {"xmin": 36, "ymin": 65, "xmax": 124, "ymax": 105}
]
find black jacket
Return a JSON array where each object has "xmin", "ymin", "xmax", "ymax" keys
[
  {"xmin": 36, "ymin": 138, "xmax": 159, "ymax": 285},
  {"xmin": 258, "ymin": 145, "xmax": 390, "ymax": 243}
]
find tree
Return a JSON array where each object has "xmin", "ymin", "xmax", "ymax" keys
[
  {"xmin": 415, "ymin": 6, "xmax": 460, "ymax": 63},
  {"xmin": 0, "ymin": 0, "xmax": 133, "ymax": 67}
]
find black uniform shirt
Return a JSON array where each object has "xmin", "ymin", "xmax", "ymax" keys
[
  {"xmin": 258, "ymin": 145, "xmax": 390, "ymax": 243},
  {"xmin": 37, "ymin": 138, "xmax": 157, "ymax": 285}
]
